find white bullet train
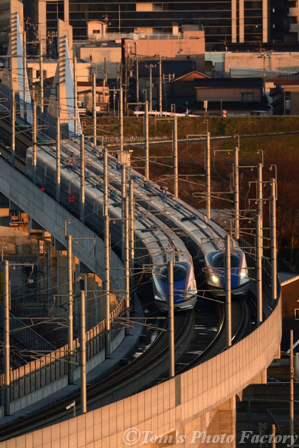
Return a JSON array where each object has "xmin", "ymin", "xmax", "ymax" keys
[
  {"xmin": 25, "ymin": 145, "xmax": 197, "ymax": 311},
  {"xmin": 46, "ymin": 138, "xmax": 249, "ymax": 298}
]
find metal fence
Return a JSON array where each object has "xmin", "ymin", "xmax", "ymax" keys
[{"xmin": 0, "ymin": 318, "xmax": 124, "ymax": 406}]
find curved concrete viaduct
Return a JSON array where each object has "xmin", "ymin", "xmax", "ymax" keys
[
  {"xmin": 0, "ymin": 298, "xmax": 281, "ymax": 447},
  {"xmin": 0, "ymin": 158, "xmax": 282, "ymax": 447}
]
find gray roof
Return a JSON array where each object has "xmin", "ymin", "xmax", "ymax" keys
[{"xmin": 278, "ymin": 272, "xmax": 299, "ymax": 285}]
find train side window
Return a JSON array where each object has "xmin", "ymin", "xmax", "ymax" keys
[{"xmin": 295, "ymin": 309, "xmax": 299, "ymax": 320}]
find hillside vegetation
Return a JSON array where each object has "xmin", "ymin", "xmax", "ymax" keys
[{"xmin": 85, "ymin": 116, "xmax": 299, "ymax": 271}]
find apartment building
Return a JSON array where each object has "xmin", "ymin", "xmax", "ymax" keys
[{"xmin": 31, "ymin": 0, "xmax": 299, "ymax": 50}]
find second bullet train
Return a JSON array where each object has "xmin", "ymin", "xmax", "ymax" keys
[
  {"xmin": 25, "ymin": 145, "xmax": 197, "ymax": 311},
  {"xmin": 48, "ymin": 138, "xmax": 249, "ymax": 298}
]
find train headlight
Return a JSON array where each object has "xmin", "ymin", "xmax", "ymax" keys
[
  {"xmin": 208, "ymin": 272, "xmax": 221, "ymax": 288},
  {"xmin": 239, "ymin": 268, "xmax": 248, "ymax": 285}
]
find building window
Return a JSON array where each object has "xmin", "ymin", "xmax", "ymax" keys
[
  {"xmin": 93, "ymin": 30, "xmax": 101, "ymax": 34},
  {"xmin": 295, "ymin": 309, "xmax": 299, "ymax": 320},
  {"xmin": 242, "ymin": 92, "xmax": 254, "ymax": 102},
  {"xmin": 153, "ymin": 3, "xmax": 163, "ymax": 10}
]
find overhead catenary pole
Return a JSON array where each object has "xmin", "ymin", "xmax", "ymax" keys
[
  {"xmin": 168, "ymin": 260, "xmax": 175, "ymax": 378},
  {"xmin": 32, "ymin": 99, "xmax": 37, "ymax": 184},
  {"xmin": 270, "ymin": 178, "xmax": 277, "ymax": 303},
  {"xmin": 11, "ymin": 89, "xmax": 16, "ymax": 168},
  {"xmin": 23, "ymin": 31, "xmax": 27, "ymax": 122},
  {"xmin": 121, "ymin": 163, "xmax": 127, "ymax": 258},
  {"xmin": 129, "ymin": 179, "xmax": 135, "ymax": 308},
  {"xmin": 271, "ymin": 425, "xmax": 276, "ymax": 448},
  {"xmin": 225, "ymin": 234, "xmax": 232, "ymax": 347},
  {"xmin": 80, "ymin": 287, "xmax": 87, "ymax": 414},
  {"xmin": 104, "ymin": 213, "xmax": 111, "ymax": 357},
  {"xmin": 173, "ymin": 116, "xmax": 178, "ymax": 198},
  {"xmin": 129, "ymin": 179, "xmax": 135, "ymax": 264},
  {"xmin": 206, "ymin": 131, "xmax": 211, "ymax": 219},
  {"xmin": 92, "ymin": 73, "xmax": 97, "ymax": 146},
  {"xmin": 125, "ymin": 196, "xmax": 130, "ymax": 309},
  {"xmin": 290, "ymin": 330, "xmax": 294, "ymax": 448},
  {"xmin": 56, "ymin": 117, "xmax": 61, "ymax": 202},
  {"xmin": 39, "ymin": 41, "xmax": 44, "ymax": 113},
  {"xmin": 67, "ymin": 235, "xmax": 74, "ymax": 384},
  {"xmin": 4, "ymin": 260, "xmax": 10, "ymax": 416},
  {"xmin": 73, "ymin": 57, "xmax": 78, "ymax": 136},
  {"xmin": 103, "ymin": 147, "xmax": 109, "ymax": 216},
  {"xmin": 234, "ymin": 146, "xmax": 239, "ymax": 240},
  {"xmin": 144, "ymin": 100, "xmax": 149, "ymax": 179},
  {"xmin": 80, "ymin": 133, "xmax": 85, "ymax": 222},
  {"xmin": 103, "ymin": 148, "xmax": 110, "ymax": 356},
  {"xmin": 119, "ymin": 84, "xmax": 124, "ymax": 153},
  {"xmin": 257, "ymin": 162, "xmax": 263, "ymax": 254},
  {"xmin": 256, "ymin": 214, "xmax": 263, "ymax": 326}
]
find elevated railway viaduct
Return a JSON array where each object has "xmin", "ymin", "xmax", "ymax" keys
[{"xmin": 0, "ymin": 154, "xmax": 281, "ymax": 447}]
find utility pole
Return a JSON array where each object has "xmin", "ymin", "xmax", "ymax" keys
[
  {"xmin": 56, "ymin": 117, "xmax": 61, "ymax": 203},
  {"xmin": 256, "ymin": 214, "xmax": 263, "ymax": 326},
  {"xmin": 67, "ymin": 235, "xmax": 74, "ymax": 384},
  {"xmin": 270, "ymin": 178, "xmax": 277, "ymax": 303},
  {"xmin": 32, "ymin": 99, "xmax": 37, "ymax": 184},
  {"xmin": 4, "ymin": 260, "xmax": 10, "ymax": 416},
  {"xmin": 234, "ymin": 146, "xmax": 239, "ymax": 240},
  {"xmin": 159, "ymin": 54, "xmax": 163, "ymax": 113},
  {"xmin": 103, "ymin": 57, "xmax": 107, "ymax": 114},
  {"xmin": 80, "ymin": 133, "xmax": 85, "ymax": 222},
  {"xmin": 168, "ymin": 260, "xmax": 175, "ymax": 378},
  {"xmin": 146, "ymin": 64, "xmax": 156, "ymax": 111},
  {"xmin": 225, "ymin": 235, "xmax": 232, "ymax": 347},
  {"xmin": 136, "ymin": 57, "xmax": 139, "ymax": 103},
  {"xmin": 92, "ymin": 73, "xmax": 97, "ymax": 146}
]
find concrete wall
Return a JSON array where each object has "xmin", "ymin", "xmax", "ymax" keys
[
  {"xmin": 127, "ymin": 37, "xmax": 205, "ymax": 59},
  {"xmin": 0, "ymin": 297, "xmax": 281, "ymax": 447},
  {"xmin": 196, "ymin": 87, "xmax": 261, "ymax": 103},
  {"xmin": 224, "ymin": 52, "xmax": 299, "ymax": 75}
]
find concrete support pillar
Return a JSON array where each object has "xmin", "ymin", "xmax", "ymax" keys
[
  {"xmin": 200, "ymin": 396, "xmax": 236, "ymax": 448},
  {"xmin": 252, "ymin": 369, "xmax": 267, "ymax": 384}
]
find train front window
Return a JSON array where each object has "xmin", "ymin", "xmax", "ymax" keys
[
  {"xmin": 212, "ymin": 252, "xmax": 240, "ymax": 268},
  {"xmin": 159, "ymin": 265, "xmax": 187, "ymax": 283}
]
